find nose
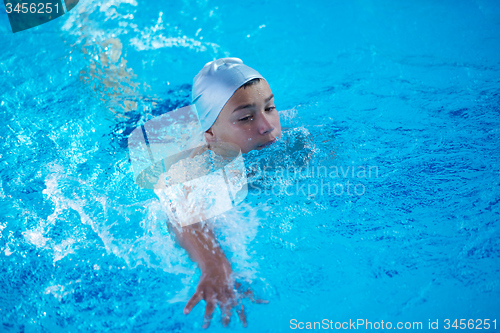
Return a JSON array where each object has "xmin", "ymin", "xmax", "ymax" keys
[{"xmin": 257, "ymin": 111, "xmax": 275, "ymax": 135}]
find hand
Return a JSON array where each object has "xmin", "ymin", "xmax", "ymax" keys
[{"xmin": 183, "ymin": 266, "xmax": 268, "ymax": 329}]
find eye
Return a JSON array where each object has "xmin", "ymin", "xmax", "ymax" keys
[
  {"xmin": 239, "ymin": 116, "xmax": 253, "ymax": 122},
  {"xmin": 265, "ymin": 106, "xmax": 276, "ymax": 112}
]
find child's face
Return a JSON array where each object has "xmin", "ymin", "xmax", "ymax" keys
[{"xmin": 205, "ymin": 79, "xmax": 282, "ymax": 154}]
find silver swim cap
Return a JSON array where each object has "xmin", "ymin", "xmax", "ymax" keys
[{"xmin": 192, "ymin": 58, "xmax": 264, "ymax": 132}]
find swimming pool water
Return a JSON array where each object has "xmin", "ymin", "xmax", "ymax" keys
[{"xmin": 0, "ymin": 0, "xmax": 499, "ymax": 331}]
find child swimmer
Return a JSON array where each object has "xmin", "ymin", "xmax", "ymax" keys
[{"xmin": 161, "ymin": 58, "xmax": 281, "ymax": 328}]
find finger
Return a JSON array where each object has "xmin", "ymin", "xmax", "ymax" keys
[
  {"xmin": 202, "ymin": 301, "xmax": 216, "ymax": 329},
  {"xmin": 184, "ymin": 290, "xmax": 203, "ymax": 315},
  {"xmin": 243, "ymin": 288, "xmax": 253, "ymax": 298},
  {"xmin": 221, "ymin": 303, "xmax": 233, "ymax": 328},
  {"xmin": 242, "ymin": 288, "xmax": 269, "ymax": 304},
  {"xmin": 237, "ymin": 304, "xmax": 247, "ymax": 328},
  {"xmin": 254, "ymin": 298, "xmax": 269, "ymax": 304}
]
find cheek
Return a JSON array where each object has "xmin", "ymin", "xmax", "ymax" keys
[
  {"xmin": 236, "ymin": 129, "xmax": 258, "ymax": 150},
  {"xmin": 221, "ymin": 125, "xmax": 253, "ymax": 146},
  {"xmin": 272, "ymin": 113, "xmax": 282, "ymax": 130},
  {"xmin": 237, "ymin": 129, "xmax": 253, "ymax": 144}
]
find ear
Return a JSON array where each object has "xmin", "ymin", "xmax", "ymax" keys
[{"xmin": 204, "ymin": 128, "xmax": 217, "ymax": 143}]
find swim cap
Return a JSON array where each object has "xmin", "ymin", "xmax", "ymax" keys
[{"xmin": 192, "ymin": 58, "xmax": 264, "ymax": 132}]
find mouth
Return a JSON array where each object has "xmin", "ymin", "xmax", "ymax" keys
[{"xmin": 258, "ymin": 138, "xmax": 277, "ymax": 148}]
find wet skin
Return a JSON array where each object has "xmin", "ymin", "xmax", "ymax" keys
[{"xmin": 204, "ymin": 79, "xmax": 282, "ymax": 154}]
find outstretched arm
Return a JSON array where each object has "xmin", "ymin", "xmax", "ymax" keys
[{"xmin": 166, "ymin": 221, "xmax": 248, "ymax": 328}]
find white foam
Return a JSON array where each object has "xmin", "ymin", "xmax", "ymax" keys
[{"xmin": 22, "ymin": 229, "xmax": 49, "ymax": 248}]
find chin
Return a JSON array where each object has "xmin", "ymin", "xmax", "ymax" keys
[{"xmin": 252, "ymin": 145, "xmax": 267, "ymax": 153}]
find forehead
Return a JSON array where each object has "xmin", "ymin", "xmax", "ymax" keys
[{"xmin": 227, "ymin": 79, "xmax": 273, "ymax": 105}]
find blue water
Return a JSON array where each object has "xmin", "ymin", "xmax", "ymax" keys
[{"xmin": 1, "ymin": 0, "xmax": 499, "ymax": 332}]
